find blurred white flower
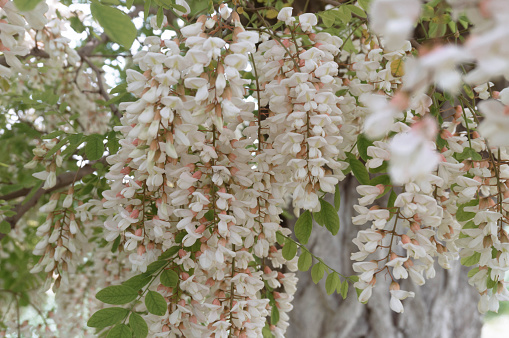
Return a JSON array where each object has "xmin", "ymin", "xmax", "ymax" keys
[{"xmin": 478, "ymin": 99, "xmax": 509, "ymax": 147}]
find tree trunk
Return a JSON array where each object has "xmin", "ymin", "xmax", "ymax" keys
[{"xmin": 287, "ymin": 177, "xmax": 483, "ymax": 338}]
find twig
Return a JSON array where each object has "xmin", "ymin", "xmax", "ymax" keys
[
  {"xmin": 80, "ymin": 55, "xmax": 122, "ymax": 119},
  {"xmin": 0, "ymin": 157, "xmax": 107, "ymax": 240}
]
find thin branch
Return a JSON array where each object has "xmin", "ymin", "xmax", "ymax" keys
[
  {"xmin": 0, "ymin": 187, "xmax": 31, "ymax": 201},
  {"xmin": 80, "ymin": 55, "xmax": 122, "ymax": 119},
  {"xmin": 15, "ymin": 294, "xmax": 21, "ymax": 337},
  {"xmin": 0, "ymin": 47, "xmax": 49, "ymax": 68},
  {"xmin": 28, "ymin": 299, "xmax": 49, "ymax": 327},
  {"xmin": 0, "ymin": 157, "xmax": 107, "ymax": 241}
]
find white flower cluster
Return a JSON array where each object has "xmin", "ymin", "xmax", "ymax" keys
[
  {"xmin": 254, "ymin": 18, "xmax": 347, "ymax": 212},
  {"xmin": 30, "ymin": 188, "xmax": 88, "ymax": 292},
  {"xmin": 348, "ymin": 0, "xmax": 509, "ymax": 314},
  {"xmin": 101, "ymin": 6, "xmax": 316, "ymax": 336},
  {"xmin": 25, "ymin": 139, "xmax": 61, "ymax": 189},
  {"xmin": 0, "ymin": 0, "xmax": 47, "ymax": 77},
  {"xmin": 18, "ymin": 0, "xmax": 509, "ymax": 332}
]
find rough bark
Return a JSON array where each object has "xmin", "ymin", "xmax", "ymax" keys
[{"xmin": 287, "ymin": 177, "xmax": 482, "ymax": 338}]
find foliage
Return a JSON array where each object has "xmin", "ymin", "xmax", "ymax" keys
[{"xmin": 1, "ymin": 0, "xmax": 509, "ymax": 336}]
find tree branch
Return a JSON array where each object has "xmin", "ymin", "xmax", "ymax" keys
[
  {"xmin": 0, "ymin": 187, "xmax": 31, "ymax": 201},
  {"xmin": 0, "ymin": 157, "xmax": 106, "ymax": 241},
  {"xmin": 0, "ymin": 47, "xmax": 49, "ymax": 68},
  {"xmin": 80, "ymin": 54, "xmax": 122, "ymax": 119}
]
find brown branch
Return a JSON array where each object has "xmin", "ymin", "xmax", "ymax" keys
[
  {"xmin": 73, "ymin": 4, "xmax": 150, "ymax": 121},
  {"xmin": 80, "ymin": 55, "xmax": 122, "ymax": 119},
  {"xmin": 77, "ymin": 33, "xmax": 109, "ymax": 58},
  {"xmin": 0, "ymin": 157, "xmax": 106, "ymax": 241},
  {"xmin": 0, "ymin": 47, "xmax": 49, "ymax": 68},
  {"xmin": 0, "ymin": 188, "xmax": 31, "ymax": 201}
]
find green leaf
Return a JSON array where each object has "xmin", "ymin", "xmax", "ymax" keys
[
  {"xmin": 145, "ymin": 291, "xmax": 167, "ymax": 316},
  {"xmin": 347, "ymin": 5, "xmax": 366, "ymax": 18},
  {"xmin": 108, "ymin": 131, "xmax": 120, "ymax": 155},
  {"xmin": 15, "ymin": 122, "xmax": 41, "ymax": 139},
  {"xmin": 467, "ymin": 267, "xmax": 479, "ymax": 279},
  {"xmin": 96, "ymin": 285, "xmax": 139, "ymax": 305},
  {"xmin": 294, "ymin": 210, "xmax": 313, "ymax": 245},
  {"xmin": 156, "ymin": 6, "xmax": 164, "ymax": 28},
  {"xmin": 369, "ymin": 175, "xmax": 391, "ymax": 186},
  {"xmin": 107, "ymin": 324, "xmax": 132, "ymax": 338},
  {"xmin": 276, "ymin": 231, "xmax": 286, "ymax": 246},
  {"xmin": 171, "ymin": 3, "xmax": 187, "ymax": 13},
  {"xmin": 87, "ymin": 307, "xmax": 129, "ymax": 328},
  {"xmin": 145, "ymin": 260, "xmax": 167, "ymax": 274},
  {"xmin": 348, "ymin": 275, "xmax": 359, "ymax": 283},
  {"xmin": 203, "ymin": 210, "xmax": 214, "ymax": 221},
  {"xmin": 311, "ymin": 262, "xmax": 325, "ymax": 284},
  {"xmin": 456, "ymin": 200, "xmax": 478, "ymax": 222},
  {"xmin": 106, "ymin": 92, "xmax": 129, "ymax": 105},
  {"xmin": 282, "ymin": 239, "xmax": 297, "ymax": 260},
  {"xmin": 358, "ymin": 0, "xmax": 371, "ymax": 11},
  {"xmin": 429, "ymin": 22, "xmax": 447, "ymax": 38},
  {"xmin": 122, "ymin": 274, "xmax": 152, "ymax": 291},
  {"xmin": 126, "ymin": 0, "xmax": 135, "ymax": 9},
  {"xmin": 357, "ymin": 134, "xmax": 373, "ymax": 161},
  {"xmin": 487, "ymin": 274, "xmax": 497, "ymax": 289},
  {"xmin": 2, "ymin": 211, "xmax": 15, "ymax": 217},
  {"xmin": 85, "ymin": 134, "xmax": 105, "ymax": 161},
  {"xmin": 160, "ymin": 269, "xmax": 179, "ymax": 288},
  {"xmin": 463, "ymin": 84, "xmax": 475, "ymax": 100},
  {"xmin": 110, "ymin": 83, "xmax": 127, "ymax": 95},
  {"xmin": 68, "ymin": 133, "xmax": 84, "ymax": 145},
  {"xmin": 298, "ymin": 250, "xmax": 313, "ymax": 272},
  {"xmin": 42, "ymin": 130, "xmax": 65, "ymax": 139},
  {"xmin": 325, "ymin": 273, "xmax": 340, "ymax": 295},
  {"xmin": 319, "ymin": 11, "xmax": 335, "ymax": 28},
  {"xmin": 457, "ymin": 147, "xmax": 482, "ymax": 162},
  {"xmin": 13, "ymin": 0, "xmax": 42, "ymax": 11},
  {"xmin": 320, "ymin": 199, "xmax": 340, "ymax": 236},
  {"xmin": 313, "ymin": 210, "xmax": 325, "ymax": 226},
  {"xmin": 0, "ymin": 220, "xmax": 11, "ymax": 234},
  {"xmin": 271, "ymin": 21, "xmax": 284, "ymax": 31},
  {"xmin": 338, "ymin": 280, "xmax": 349, "ymax": 299},
  {"xmin": 334, "ymin": 185, "xmax": 341, "ymax": 212},
  {"xmin": 69, "ymin": 16, "xmax": 86, "ymax": 33},
  {"xmin": 175, "ymin": 231, "xmax": 186, "ymax": 244},
  {"xmin": 61, "ymin": 134, "xmax": 84, "ymax": 158},
  {"xmin": 144, "ymin": 0, "xmax": 151, "ymax": 20},
  {"xmin": 111, "ymin": 235, "xmax": 121, "ymax": 253},
  {"xmin": 45, "ymin": 137, "xmax": 68, "ymax": 159},
  {"xmin": 462, "ymin": 220, "xmax": 477, "ymax": 230},
  {"xmin": 271, "ymin": 305, "xmax": 280, "ymax": 325},
  {"xmin": 129, "ymin": 313, "xmax": 148, "ymax": 338},
  {"xmin": 159, "ymin": 246, "xmax": 180, "ymax": 260},
  {"xmin": 368, "ymin": 161, "xmax": 388, "ymax": 174},
  {"xmin": 461, "ymin": 252, "xmax": 481, "ymax": 267},
  {"xmin": 346, "ymin": 153, "xmax": 370, "ymax": 185},
  {"xmin": 334, "ymin": 6, "xmax": 352, "ymax": 24},
  {"xmin": 262, "ymin": 324, "xmax": 273, "ymax": 338},
  {"xmin": 387, "ymin": 190, "xmax": 397, "ymax": 211},
  {"xmin": 90, "ymin": 2, "xmax": 137, "ymax": 49}
]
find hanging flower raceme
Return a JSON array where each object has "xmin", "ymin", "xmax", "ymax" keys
[
  {"xmin": 254, "ymin": 15, "xmax": 347, "ymax": 213},
  {"xmin": 100, "ymin": 6, "xmax": 303, "ymax": 337}
]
